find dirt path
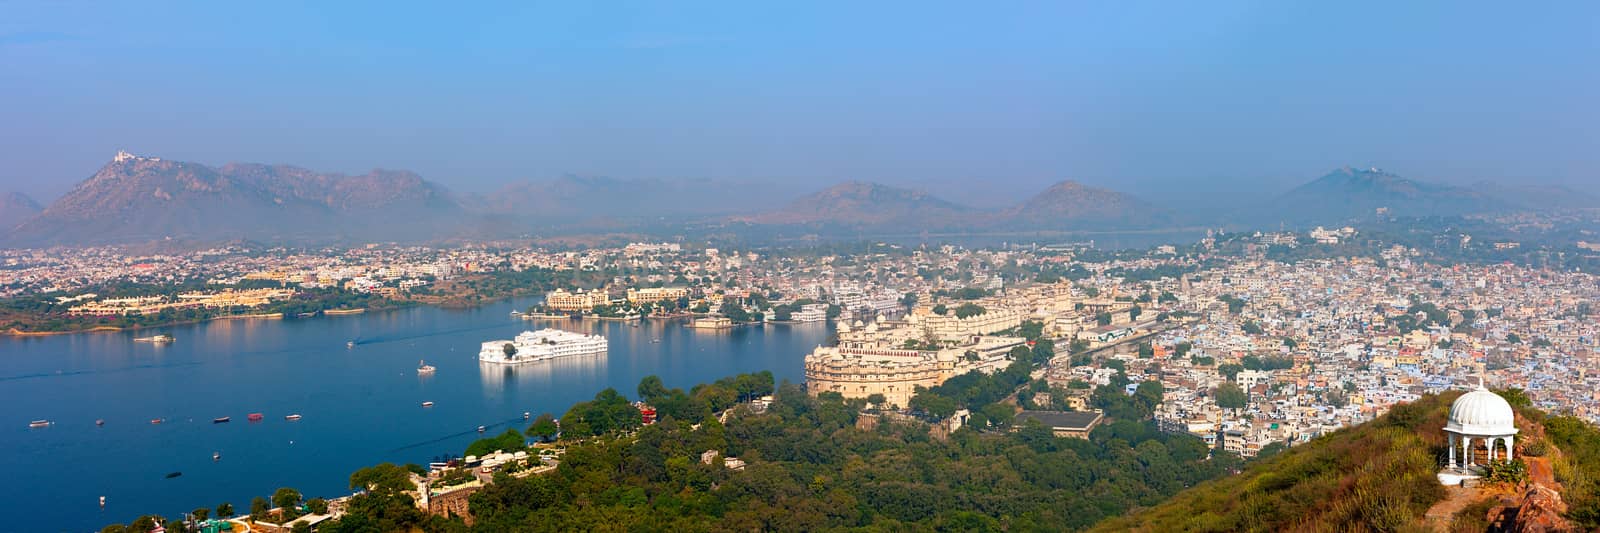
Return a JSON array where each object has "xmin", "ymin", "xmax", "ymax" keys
[{"xmin": 1424, "ymin": 485, "xmax": 1486, "ymax": 532}]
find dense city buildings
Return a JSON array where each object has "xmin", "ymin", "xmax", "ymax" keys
[{"xmin": 3, "ymin": 226, "xmax": 1598, "ymax": 461}]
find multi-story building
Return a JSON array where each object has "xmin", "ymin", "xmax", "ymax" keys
[
  {"xmin": 793, "ymin": 303, "xmax": 829, "ymax": 323},
  {"xmin": 804, "ymin": 345, "xmax": 959, "ymax": 409},
  {"xmin": 625, "ymin": 287, "xmax": 689, "ymax": 305},
  {"xmin": 545, "ymin": 288, "xmax": 610, "ymax": 312}
]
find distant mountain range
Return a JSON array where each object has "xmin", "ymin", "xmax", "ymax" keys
[
  {"xmin": 461, "ymin": 175, "xmax": 792, "ymax": 220},
  {"xmin": 736, "ymin": 179, "xmax": 1165, "ymax": 232},
  {"xmin": 0, "ymin": 192, "xmax": 42, "ymax": 231},
  {"xmin": 7, "ymin": 152, "xmax": 463, "ymax": 246},
  {"xmin": 1263, "ymin": 167, "xmax": 1504, "ymax": 223},
  {"xmin": 2, "ymin": 153, "xmax": 1593, "ymax": 247}
]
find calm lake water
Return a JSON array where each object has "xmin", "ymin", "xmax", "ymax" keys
[{"xmin": 0, "ymin": 297, "xmax": 831, "ymax": 532}]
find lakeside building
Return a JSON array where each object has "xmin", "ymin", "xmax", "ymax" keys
[
  {"xmin": 65, "ymin": 288, "xmax": 295, "ymax": 316},
  {"xmin": 544, "ymin": 288, "xmax": 611, "ymax": 312},
  {"xmin": 625, "ymin": 286, "xmax": 689, "ymax": 304},
  {"xmin": 792, "ymin": 303, "xmax": 829, "ymax": 323}
]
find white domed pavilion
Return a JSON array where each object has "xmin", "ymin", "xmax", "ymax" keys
[{"xmin": 1441, "ymin": 383, "xmax": 1518, "ymax": 481}]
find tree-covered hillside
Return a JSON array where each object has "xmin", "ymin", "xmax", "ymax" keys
[{"xmin": 317, "ymin": 374, "xmax": 1240, "ymax": 532}]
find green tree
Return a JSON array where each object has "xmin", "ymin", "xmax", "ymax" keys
[
  {"xmin": 502, "ymin": 342, "xmax": 517, "ymax": 359},
  {"xmin": 272, "ymin": 487, "xmax": 302, "ymax": 515},
  {"xmin": 1215, "ymin": 382, "xmax": 1248, "ymax": 409},
  {"xmin": 526, "ymin": 413, "xmax": 560, "ymax": 442},
  {"xmin": 636, "ymin": 375, "xmax": 668, "ymax": 401},
  {"xmin": 349, "ymin": 463, "xmax": 416, "ymax": 494},
  {"xmin": 306, "ymin": 498, "xmax": 328, "ymax": 515},
  {"xmin": 953, "ymin": 303, "xmax": 986, "ymax": 318},
  {"xmin": 250, "ymin": 496, "xmax": 270, "ymax": 522},
  {"xmin": 215, "ymin": 502, "xmax": 234, "ymax": 519}
]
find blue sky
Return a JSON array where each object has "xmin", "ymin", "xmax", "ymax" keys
[{"xmin": 2, "ymin": 1, "xmax": 1596, "ymax": 206}]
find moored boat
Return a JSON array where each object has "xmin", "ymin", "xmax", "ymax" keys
[
  {"xmin": 95, "ymin": 419, "xmax": 105, "ymax": 426},
  {"xmin": 285, "ymin": 414, "xmax": 302, "ymax": 421},
  {"xmin": 150, "ymin": 418, "xmax": 164, "ymax": 424},
  {"xmin": 213, "ymin": 416, "xmax": 231, "ymax": 424},
  {"xmin": 29, "ymin": 420, "xmax": 50, "ymax": 428},
  {"xmin": 213, "ymin": 451, "xmax": 221, "ymax": 461},
  {"xmin": 247, "ymin": 413, "xmax": 264, "ymax": 422},
  {"xmin": 417, "ymin": 359, "xmax": 436, "ymax": 374},
  {"xmin": 477, "ymin": 425, "xmax": 486, "ymax": 433},
  {"xmin": 164, "ymin": 471, "xmax": 182, "ymax": 479},
  {"xmin": 421, "ymin": 401, "xmax": 434, "ymax": 408}
]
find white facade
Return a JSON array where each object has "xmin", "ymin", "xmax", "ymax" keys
[{"xmin": 480, "ymin": 329, "xmax": 608, "ymax": 364}]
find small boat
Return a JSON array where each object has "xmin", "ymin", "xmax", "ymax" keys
[
  {"xmin": 213, "ymin": 416, "xmax": 231, "ymax": 424},
  {"xmin": 95, "ymin": 419, "xmax": 105, "ymax": 426},
  {"xmin": 213, "ymin": 451, "xmax": 221, "ymax": 461},
  {"xmin": 523, "ymin": 411, "xmax": 531, "ymax": 420},
  {"xmin": 29, "ymin": 420, "xmax": 50, "ymax": 428},
  {"xmin": 651, "ymin": 338, "xmax": 661, "ymax": 343},
  {"xmin": 247, "ymin": 413, "xmax": 264, "ymax": 422},
  {"xmin": 100, "ymin": 496, "xmax": 105, "ymax": 507},
  {"xmin": 347, "ymin": 340, "xmax": 356, "ymax": 349},
  {"xmin": 422, "ymin": 401, "xmax": 434, "ymax": 408},
  {"xmin": 417, "ymin": 360, "xmax": 436, "ymax": 374},
  {"xmin": 164, "ymin": 471, "xmax": 182, "ymax": 479},
  {"xmin": 285, "ymin": 414, "xmax": 302, "ymax": 421},
  {"xmin": 477, "ymin": 425, "xmax": 486, "ymax": 433},
  {"xmin": 150, "ymin": 418, "xmax": 165, "ymax": 425}
]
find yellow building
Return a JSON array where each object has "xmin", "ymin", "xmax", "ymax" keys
[
  {"xmin": 545, "ymin": 288, "xmax": 610, "ymax": 312},
  {"xmin": 626, "ymin": 287, "xmax": 689, "ymax": 304}
]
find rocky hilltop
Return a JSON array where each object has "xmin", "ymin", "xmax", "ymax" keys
[
  {"xmin": 1001, "ymin": 180, "xmax": 1166, "ymax": 229},
  {"xmin": 7, "ymin": 151, "xmax": 463, "ymax": 245}
]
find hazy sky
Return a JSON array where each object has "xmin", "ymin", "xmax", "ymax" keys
[{"xmin": 2, "ymin": 1, "xmax": 1596, "ymax": 206}]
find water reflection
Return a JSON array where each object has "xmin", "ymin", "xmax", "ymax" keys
[{"xmin": 478, "ymin": 351, "xmax": 609, "ymax": 396}]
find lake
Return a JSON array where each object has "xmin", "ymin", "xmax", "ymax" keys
[{"xmin": 0, "ymin": 297, "xmax": 831, "ymax": 531}]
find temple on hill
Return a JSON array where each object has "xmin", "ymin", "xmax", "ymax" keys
[{"xmin": 1438, "ymin": 382, "xmax": 1519, "ymax": 486}]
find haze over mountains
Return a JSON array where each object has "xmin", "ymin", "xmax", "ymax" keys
[{"xmin": 2, "ymin": 153, "xmax": 1594, "ymax": 247}]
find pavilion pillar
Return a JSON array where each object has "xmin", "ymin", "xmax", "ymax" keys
[
  {"xmin": 1504, "ymin": 436, "xmax": 1513, "ymax": 462},
  {"xmin": 1448, "ymin": 434, "xmax": 1456, "ymax": 468},
  {"xmin": 1465, "ymin": 437, "xmax": 1475, "ymax": 466}
]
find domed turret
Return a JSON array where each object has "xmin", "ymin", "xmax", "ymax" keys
[{"xmin": 1445, "ymin": 385, "xmax": 1518, "ymax": 436}]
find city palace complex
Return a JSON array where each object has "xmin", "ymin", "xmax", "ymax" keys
[{"xmin": 3, "ymin": 226, "xmax": 1598, "ymax": 460}]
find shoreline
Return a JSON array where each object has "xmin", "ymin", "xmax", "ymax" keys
[{"xmin": 1, "ymin": 303, "xmax": 420, "ymax": 338}]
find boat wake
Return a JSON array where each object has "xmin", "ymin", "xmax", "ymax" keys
[
  {"xmin": 0, "ymin": 361, "xmax": 204, "ymax": 383},
  {"xmin": 351, "ymin": 321, "xmax": 514, "ymax": 347}
]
